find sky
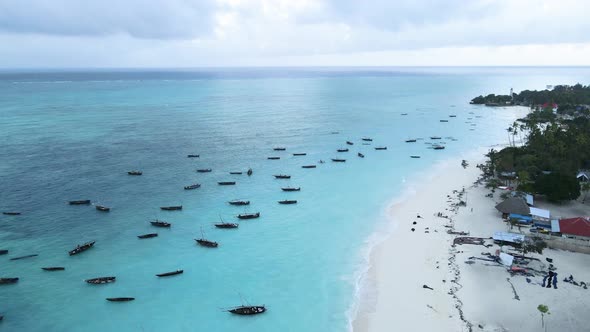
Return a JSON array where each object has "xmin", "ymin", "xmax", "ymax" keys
[{"xmin": 1, "ymin": 0, "xmax": 590, "ymax": 68}]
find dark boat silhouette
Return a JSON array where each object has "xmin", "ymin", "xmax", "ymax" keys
[
  {"xmin": 197, "ymin": 168, "xmax": 212, "ymax": 173},
  {"xmin": 184, "ymin": 184, "xmax": 201, "ymax": 190},
  {"xmin": 293, "ymin": 153, "xmax": 307, "ymax": 156},
  {"xmin": 195, "ymin": 228, "xmax": 218, "ymax": 247},
  {"xmin": 337, "ymin": 148, "xmax": 349, "ymax": 152},
  {"xmin": 278, "ymin": 200, "xmax": 297, "ymax": 205},
  {"xmin": 405, "ymin": 139, "xmax": 417, "ymax": 143},
  {"xmin": 69, "ymin": 200, "xmax": 90, "ymax": 205},
  {"xmin": 282, "ymin": 187, "xmax": 300, "ymax": 192},
  {"xmin": 187, "ymin": 154, "xmax": 200, "ymax": 158},
  {"xmin": 375, "ymin": 147, "xmax": 387, "ymax": 150},
  {"xmin": 449, "ymin": 115, "xmax": 457, "ymax": 117},
  {"xmin": 302, "ymin": 165, "xmax": 316, "ymax": 168},
  {"xmin": 95, "ymin": 205, "xmax": 110, "ymax": 212},
  {"xmin": 247, "ymin": 168, "xmax": 253, "ymax": 176},
  {"xmin": 267, "ymin": 157, "xmax": 280, "ymax": 160},
  {"xmin": 440, "ymin": 120, "xmax": 449, "ymax": 122},
  {"xmin": 160, "ymin": 205, "xmax": 182, "ymax": 211},
  {"xmin": 430, "ymin": 136, "xmax": 442, "ymax": 140},
  {"xmin": 228, "ymin": 305, "xmax": 266, "ymax": 315},
  {"xmin": 151, "ymin": 220, "xmax": 171, "ymax": 228},
  {"xmin": 433, "ymin": 145, "xmax": 446, "ymax": 150},
  {"xmin": 358, "ymin": 153, "xmax": 365, "ymax": 158},
  {"xmin": 229, "ymin": 200, "xmax": 250, "ymax": 206},
  {"xmin": 331, "ymin": 158, "xmax": 346, "ymax": 162},
  {"xmin": 215, "ymin": 222, "xmax": 239, "ymax": 229},
  {"xmin": 362, "ymin": 143, "xmax": 371, "ymax": 145},
  {"xmin": 2, "ymin": 212, "xmax": 20, "ymax": 215},
  {"xmin": 138, "ymin": 233, "xmax": 158, "ymax": 239},
  {"xmin": 229, "ymin": 171, "xmax": 243, "ymax": 175},
  {"xmin": 127, "ymin": 171, "xmax": 142, "ymax": 176},
  {"xmin": 157, "ymin": 270, "xmax": 183, "ymax": 277},
  {"xmin": 69, "ymin": 241, "xmax": 95, "ymax": 256},
  {"xmin": 106, "ymin": 297, "xmax": 134, "ymax": 302},
  {"xmin": 401, "ymin": 113, "xmax": 408, "ymax": 115},
  {"xmin": 410, "ymin": 155, "xmax": 421, "ymax": 158},
  {"xmin": 273, "ymin": 147, "xmax": 286, "ymax": 151},
  {"xmin": 86, "ymin": 276, "xmax": 116, "ymax": 284},
  {"xmin": 42, "ymin": 267, "xmax": 65, "ymax": 271},
  {"xmin": 0, "ymin": 250, "xmax": 7, "ymax": 255},
  {"xmin": 346, "ymin": 141, "xmax": 354, "ymax": 145},
  {"xmin": 0, "ymin": 278, "xmax": 19, "ymax": 285},
  {"xmin": 274, "ymin": 175, "xmax": 290, "ymax": 179},
  {"xmin": 362, "ymin": 138, "xmax": 373, "ymax": 142},
  {"xmin": 218, "ymin": 181, "xmax": 236, "ymax": 186},
  {"xmin": 237, "ymin": 212, "xmax": 260, "ymax": 220},
  {"xmin": 9, "ymin": 254, "xmax": 38, "ymax": 261}
]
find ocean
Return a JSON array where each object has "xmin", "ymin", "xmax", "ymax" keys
[{"xmin": 1, "ymin": 67, "xmax": 589, "ymax": 332}]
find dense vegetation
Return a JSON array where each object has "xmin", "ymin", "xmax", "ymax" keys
[{"xmin": 471, "ymin": 84, "xmax": 590, "ymax": 107}]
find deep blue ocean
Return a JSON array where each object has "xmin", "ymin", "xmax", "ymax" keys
[{"xmin": 1, "ymin": 67, "xmax": 589, "ymax": 332}]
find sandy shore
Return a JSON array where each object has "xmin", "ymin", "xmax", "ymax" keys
[{"xmin": 353, "ymin": 150, "xmax": 590, "ymax": 332}]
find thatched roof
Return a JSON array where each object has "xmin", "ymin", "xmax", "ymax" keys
[{"xmin": 495, "ymin": 197, "xmax": 530, "ymax": 215}]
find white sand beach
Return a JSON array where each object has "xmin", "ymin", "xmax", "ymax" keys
[{"xmin": 353, "ymin": 150, "xmax": 590, "ymax": 332}]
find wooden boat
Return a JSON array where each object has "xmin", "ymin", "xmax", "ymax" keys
[
  {"xmin": 278, "ymin": 200, "xmax": 297, "ymax": 205},
  {"xmin": 197, "ymin": 168, "xmax": 212, "ymax": 173},
  {"xmin": 449, "ymin": 115, "xmax": 457, "ymax": 117},
  {"xmin": 375, "ymin": 147, "xmax": 387, "ymax": 150},
  {"xmin": 229, "ymin": 171, "xmax": 243, "ymax": 175},
  {"xmin": 137, "ymin": 233, "xmax": 158, "ymax": 239},
  {"xmin": 282, "ymin": 187, "xmax": 300, "ymax": 192},
  {"xmin": 160, "ymin": 205, "xmax": 182, "ymax": 211},
  {"xmin": 274, "ymin": 175, "xmax": 290, "ymax": 179},
  {"xmin": 0, "ymin": 250, "xmax": 7, "ymax": 255},
  {"xmin": 86, "ymin": 276, "xmax": 116, "ymax": 284},
  {"xmin": 430, "ymin": 136, "xmax": 442, "ymax": 140},
  {"xmin": 293, "ymin": 153, "xmax": 307, "ymax": 156},
  {"xmin": 42, "ymin": 267, "xmax": 65, "ymax": 271},
  {"xmin": 0, "ymin": 278, "xmax": 19, "ymax": 285},
  {"xmin": 433, "ymin": 145, "xmax": 446, "ymax": 150},
  {"xmin": 337, "ymin": 148, "xmax": 349, "ymax": 152},
  {"xmin": 401, "ymin": 113, "xmax": 408, "ymax": 115},
  {"xmin": 440, "ymin": 120, "xmax": 449, "ymax": 122},
  {"xmin": 358, "ymin": 153, "xmax": 364, "ymax": 158},
  {"xmin": 2, "ymin": 212, "xmax": 20, "ymax": 215},
  {"xmin": 95, "ymin": 205, "xmax": 110, "ymax": 212},
  {"xmin": 346, "ymin": 141, "xmax": 354, "ymax": 145},
  {"xmin": 215, "ymin": 222, "xmax": 239, "ymax": 229},
  {"xmin": 184, "ymin": 184, "xmax": 201, "ymax": 190},
  {"xmin": 247, "ymin": 168, "xmax": 253, "ymax": 176},
  {"xmin": 9, "ymin": 254, "xmax": 38, "ymax": 261},
  {"xmin": 273, "ymin": 147, "xmax": 286, "ymax": 151},
  {"xmin": 187, "ymin": 154, "xmax": 200, "ymax": 158},
  {"xmin": 218, "ymin": 181, "xmax": 236, "ymax": 186},
  {"xmin": 301, "ymin": 165, "xmax": 316, "ymax": 169},
  {"xmin": 195, "ymin": 229, "xmax": 218, "ymax": 247},
  {"xmin": 237, "ymin": 212, "xmax": 260, "ymax": 220},
  {"xmin": 106, "ymin": 297, "xmax": 134, "ymax": 302},
  {"xmin": 229, "ymin": 200, "xmax": 250, "ymax": 206},
  {"xmin": 151, "ymin": 220, "xmax": 171, "ymax": 228},
  {"xmin": 405, "ymin": 139, "xmax": 417, "ymax": 143},
  {"xmin": 331, "ymin": 158, "xmax": 346, "ymax": 162},
  {"xmin": 127, "ymin": 171, "xmax": 142, "ymax": 176},
  {"xmin": 362, "ymin": 143, "xmax": 371, "ymax": 145},
  {"xmin": 69, "ymin": 241, "xmax": 95, "ymax": 256},
  {"xmin": 156, "ymin": 270, "xmax": 183, "ymax": 277},
  {"xmin": 361, "ymin": 138, "xmax": 373, "ymax": 142},
  {"xmin": 228, "ymin": 305, "xmax": 266, "ymax": 315},
  {"xmin": 410, "ymin": 155, "xmax": 421, "ymax": 159},
  {"xmin": 267, "ymin": 157, "xmax": 280, "ymax": 160},
  {"xmin": 69, "ymin": 200, "xmax": 90, "ymax": 205}
]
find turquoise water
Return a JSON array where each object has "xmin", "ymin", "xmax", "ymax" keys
[{"xmin": 1, "ymin": 67, "xmax": 589, "ymax": 332}]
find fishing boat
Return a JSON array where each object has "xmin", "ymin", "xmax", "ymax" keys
[
  {"xmin": 160, "ymin": 205, "xmax": 182, "ymax": 211},
  {"xmin": 156, "ymin": 270, "xmax": 183, "ymax": 277},
  {"xmin": 197, "ymin": 168, "xmax": 212, "ymax": 173},
  {"xmin": 274, "ymin": 175, "xmax": 290, "ymax": 179},
  {"xmin": 433, "ymin": 145, "xmax": 446, "ymax": 150},
  {"xmin": 218, "ymin": 181, "xmax": 236, "ymax": 186},
  {"xmin": 237, "ymin": 212, "xmax": 260, "ymax": 220},
  {"xmin": 69, "ymin": 200, "xmax": 90, "ymax": 205},
  {"xmin": 187, "ymin": 154, "xmax": 200, "ymax": 158},
  {"xmin": 195, "ymin": 228, "xmax": 218, "ymax": 248},
  {"xmin": 361, "ymin": 137, "xmax": 373, "ymax": 142},
  {"xmin": 449, "ymin": 115, "xmax": 457, "ymax": 117},
  {"xmin": 362, "ymin": 143, "xmax": 371, "ymax": 145},
  {"xmin": 86, "ymin": 276, "xmax": 116, "ymax": 284},
  {"xmin": 229, "ymin": 200, "xmax": 250, "ymax": 206},
  {"xmin": 95, "ymin": 205, "xmax": 110, "ymax": 212},
  {"xmin": 9, "ymin": 254, "xmax": 38, "ymax": 261},
  {"xmin": 0, "ymin": 278, "xmax": 19, "ymax": 285},
  {"xmin": 2, "ymin": 212, "xmax": 20, "ymax": 215},
  {"xmin": 375, "ymin": 147, "xmax": 387, "ymax": 150},
  {"xmin": 292, "ymin": 153, "xmax": 307, "ymax": 156},
  {"xmin": 346, "ymin": 141, "xmax": 354, "ymax": 145},
  {"xmin": 430, "ymin": 136, "xmax": 442, "ymax": 140},
  {"xmin": 331, "ymin": 158, "xmax": 346, "ymax": 162},
  {"xmin": 0, "ymin": 250, "xmax": 7, "ymax": 255},
  {"xmin": 151, "ymin": 220, "xmax": 171, "ymax": 228},
  {"xmin": 215, "ymin": 222, "xmax": 239, "ymax": 229},
  {"xmin": 278, "ymin": 200, "xmax": 297, "ymax": 205},
  {"xmin": 301, "ymin": 165, "xmax": 316, "ymax": 169},
  {"xmin": 247, "ymin": 168, "xmax": 253, "ymax": 176},
  {"xmin": 69, "ymin": 241, "xmax": 95, "ymax": 256},
  {"xmin": 229, "ymin": 171, "xmax": 243, "ymax": 175},
  {"xmin": 401, "ymin": 113, "xmax": 408, "ymax": 115},
  {"xmin": 267, "ymin": 157, "xmax": 280, "ymax": 160},
  {"xmin": 440, "ymin": 120, "xmax": 449, "ymax": 122},
  {"xmin": 410, "ymin": 155, "xmax": 421, "ymax": 159},
  {"xmin": 184, "ymin": 184, "xmax": 201, "ymax": 190},
  {"xmin": 127, "ymin": 171, "xmax": 142, "ymax": 176},
  {"xmin": 137, "ymin": 233, "xmax": 158, "ymax": 239},
  {"xmin": 42, "ymin": 267, "xmax": 65, "ymax": 271},
  {"xmin": 273, "ymin": 147, "xmax": 286, "ymax": 151},
  {"xmin": 106, "ymin": 297, "xmax": 134, "ymax": 302},
  {"xmin": 337, "ymin": 148, "xmax": 349, "ymax": 152},
  {"xmin": 281, "ymin": 187, "xmax": 300, "ymax": 192},
  {"xmin": 358, "ymin": 153, "xmax": 364, "ymax": 158},
  {"xmin": 405, "ymin": 139, "xmax": 417, "ymax": 143},
  {"xmin": 227, "ymin": 305, "xmax": 266, "ymax": 315}
]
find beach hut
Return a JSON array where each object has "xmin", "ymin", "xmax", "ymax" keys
[
  {"xmin": 530, "ymin": 207, "xmax": 551, "ymax": 220},
  {"xmin": 576, "ymin": 171, "xmax": 589, "ymax": 183},
  {"xmin": 558, "ymin": 217, "xmax": 590, "ymax": 240},
  {"xmin": 493, "ymin": 231, "xmax": 525, "ymax": 246},
  {"xmin": 508, "ymin": 213, "xmax": 532, "ymax": 224},
  {"xmin": 495, "ymin": 197, "xmax": 530, "ymax": 218}
]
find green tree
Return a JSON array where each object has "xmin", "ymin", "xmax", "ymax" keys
[
  {"xmin": 537, "ymin": 304, "xmax": 550, "ymax": 331},
  {"xmin": 535, "ymin": 173, "xmax": 580, "ymax": 202}
]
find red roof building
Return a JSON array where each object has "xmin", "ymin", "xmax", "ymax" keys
[{"xmin": 559, "ymin": 217, "xmax": 590, "ymax": 238}]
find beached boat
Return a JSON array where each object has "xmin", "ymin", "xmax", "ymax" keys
[
  {"xmin": 229, "ymin": 200, "xmax": 250, "ymax": 206},
  {"xmin": 215, "ymin": 222, "xmax": 239, "ymax": 229},
  {"xmin": 160, "ymin": 205, "xmax": 182, "ymax": 211},
  {"xmin": 375, "ymin": 147, "xmax": 387, "ymax": 150},
  {"xmin": 281, "ymin": 187, "xmax": 300, "ymax": 192},
  {"xmin": 86, "ymin": 276, "xmax": 116, "ymax": 284},
  {"xmin": 156, "ymin": 270, "xmax": 183, "ymax": 277},
  {"xmin": 229, "ymin": 171, "xmax": 243, "ymax": 175},
  {"xmin": 293, "ymin": 153, "xmax": 307, "ymax": 156},
  {"xmin": 433, "ymin": 145, "xmax": 446, "ymax": 150},
  {"xmin": 278, "ymin": 200, "xmax": 297, "ymax": 205},
  {"xmin": 69, "ymin": 200, "xmax": 90, "ymax": 205},
  {"xmin": 302, "ymin": 165, "xmax": 316, "ymax": 168},
  {"xmin": 405, "ymin": 139, "xmax": 417, "ymax": 143},
  {"xmin": 273, "ymin": 147, "xmax": 286, "ymax": 151},
  {"xmin": 42, "ymin": 267, "xmax": 65, "ymax": 271},
  {"xmin": 184, "ymin": 184, "xmax": 201, "ymax": 190},
  {"xmin": 410, "ymin": 155, "xmax": 421, "ymax": 158},
  {"xmin": 361, "ymin": 137, "xmax": 373, "ymax": 142},
  {"xmin": 228, "ymin": 305, "xmax": 266, "ymax": 315},
  {"xmin": 69, "ymin": 241, "xmax": 95, "ymax": 256},
  {"xmin": 358, "ymin": 153, "xmax": 364, "ymax": 158},
  {"xmin": 267, "ymin": 157, "xmax": 280, "ymax": 160},
  {"xmin": 247, "ymin": 168, "xmax": 253, "ymax": 176},
  {"xmin": 151, "ymin": 220, "xmax": 171, "ymax": 228},
  {"xmin": 106, "ymin": 297, "xmax": 134, "ymax": 302},
  {"xmin": 0, "ymin": 278, "xmax": 19, "ymax": 285},
  {"xmin": 197, "ymin": 168, "xmax": 212, "ymax": 173},
  {"xmin": 9, "ymin": 254, "xmax": 38, "ymax": 261},
  {"xmin": 237, "ymin": 212, "xmax": 260, "ymax": 220},
  {"xmin": 430, "ymin": 136, "xmax": 442, "ymax": 140},
  {"xmin": 127, "ymin": 171, "xmax": 142, "ymax": 176},
  {"xmin": 346, "ymin": 141, "xmax": 354, "ymax": 145},
  {"xmin": 274, "ymin": 175, "xmax": 290, "ymax": 179},
  {"xmin": 95, "ymin": 205, "xmax": 110, "ymax": 212},
  {"xmin": 218, "ymin": 181, "xmax": 236, "ymax": 186},
  {"xmin": 187, "ymin": 154, "xmax": 200, "ymax": 158},
  {"xmin": 137, "ymin": 233, "xmax": 158, "ymax": 239},
  {"xmin": 2, "ymin": 212, "xmax": 20, "ymax": 215},
  {"xmin": 0, "ymin": 250, "xmax": 8, "ymax": 255},
  {"xmin": 337, "ymin": 148, "xmax": 349, "ymax": 152},
  {"xmin": 331, "ymin": 158, "xmax": 346, "ymax": 162}
]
